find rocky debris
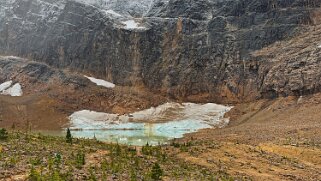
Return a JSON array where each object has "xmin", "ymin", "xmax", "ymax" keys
[{"xmin": 0, "ymin": 0, "xmax": 320, "ymax": 103}]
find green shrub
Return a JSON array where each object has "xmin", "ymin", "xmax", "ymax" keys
[
  {"xmin": 130, "ymin": 168, "xmax": 137, "ymax": 181},
  {"xmin": 29, "ymin": 166, "xmax": 41, "ymax": 181},
  {"xmin": 75, "ymin": 151, "xmax": 85, "ymax": 169},
  {"xmin": 151, "ymin": 162, "xmax": 163, "ymax": 181},
  {"xmin": 0, "ymin": 128, "xmax": 8, "ymax": 140},
  {"xmin": 89, "ymin": 167, "xmax": 97, "ymax": 181}
]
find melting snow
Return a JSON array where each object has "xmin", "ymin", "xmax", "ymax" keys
[
  {"xmin": 84, "ymin": 76, "xmax": 115, "ymax": 88},
  {"xmin": 0, "ymin": 81, "xmax": 23, "ymax": 97},
  {"xmin": 318, "ymin": 44, "xmax": 321, "ymax": 48},
  {"xmin": 2, "ymin": 56, "xmax": 22, "ymax": 59},
  {"xmin": 0, "ymin": 81, "xmax": 13, "ymax": 92},
  {"xmin": 121, "ymin": 20, "xmax": 146, "ymax": 30},
  {"xmin": 2, "ymin": 83, "xmax": 23, "ymax": 96},
  {"xmin": 69, "ymin": 103, "xmax": 232, "ymax": 145}
]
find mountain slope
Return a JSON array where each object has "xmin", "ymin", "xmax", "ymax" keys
[{"xmin": 0, "ymin": 0, "xmax": 320, "ymax": 103}]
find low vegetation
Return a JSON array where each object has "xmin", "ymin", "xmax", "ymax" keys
[
  {"xmin": 0, "ymin": 128, "xmax": 8, "ymax": 140},
  {"xmin": 0, "ymin": 130, "xmax": 236, "ymax": 180},
  {"xmin": 2, "ymin": 123, "xmax": 320, "ymax": 180}
]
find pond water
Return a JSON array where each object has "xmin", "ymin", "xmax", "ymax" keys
[{"xmin": 40, "ymin": 103, "xmax": 232, "ymax": 146}]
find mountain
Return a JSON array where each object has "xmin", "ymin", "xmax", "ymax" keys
[
  {"xmin": 0, "ymin": 0, "xmax": 320, "ymax": 104},
  {"xmin": 1, "ymin": 1, "xmax": 321, "ymax": 180}
]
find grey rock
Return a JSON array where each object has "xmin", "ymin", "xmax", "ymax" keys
[
  {"xmin": 0, "ymin": 0, "xmax": 320, "ymax": 103},
  {"xmin": 0, "ymin": 56, "xmax": 87, "ymax": 88}
]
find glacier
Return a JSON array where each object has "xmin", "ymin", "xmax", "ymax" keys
[{"xmin": 68, "ymin": 102, "xmax": 232, "ymax": 145}]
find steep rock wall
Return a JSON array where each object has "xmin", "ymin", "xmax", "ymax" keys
[{"xmin": 0, "ymin": 0, "xmax": 320, "ymax": 103}]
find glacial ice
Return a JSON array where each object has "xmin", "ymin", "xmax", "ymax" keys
[{"xmin": 69, "ymin": 102, "xmax": 232, "ymax": 145}]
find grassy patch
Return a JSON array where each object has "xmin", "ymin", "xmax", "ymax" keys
[{"xmin": 0, "ymin": 131, "xmax": 236, "ymax": 180}]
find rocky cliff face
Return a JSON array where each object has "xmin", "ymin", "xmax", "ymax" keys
[{"xmin": 0, "ymin": 0, "xmax": 320, "ymax": 103}]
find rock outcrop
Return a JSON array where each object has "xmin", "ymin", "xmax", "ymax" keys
[
  {"xmin": 0, "ymin": 56, "xmax": 88, "ymax": 94},
  {"xmin": 0, "ymin": 55, "xmax": 168, "ymax": 116},
  {"xmin": 0, "ymin": 0, "xmax": 320, "ymax": 103}
]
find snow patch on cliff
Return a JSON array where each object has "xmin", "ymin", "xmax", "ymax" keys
[
  {"xmin": 0, "ymin": 81, "xmax": 23, "ymax": 96},
  {"xmin": 85, "ymin": 75, "xmax": 115, "ymax": 88},
  {"xmin": 2, "ymin": 83, "xmax": 23, "ymax": 96},
  {"xmin": 0, "ymin": 81, "xmax": 13, "ymax": 92},
  {"xmin": 121, "ymin": 20, "xmax": 147, "ymax": 30},
  {"xmin": 104, "ymin": 9, "xmax": 122, "ymax": 17}
]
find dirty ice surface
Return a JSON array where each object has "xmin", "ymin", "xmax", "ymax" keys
[
  {"xmin": 84, "ymin": 75, "xmax": 115, "ymax": 88},
  {"xmin": 68, "ymin": 103, "xmax": 232, "ymax": 146},
  {"xmin": 0, "ymin": 81, "xmax": 23, "ymax": 96}
]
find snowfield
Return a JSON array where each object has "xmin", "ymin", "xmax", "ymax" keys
[{"xmin": 84, "ymin": 75, "xmax": 115, "ymax": 88}]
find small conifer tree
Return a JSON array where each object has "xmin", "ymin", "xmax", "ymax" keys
[
  {"xmin": 0, "ymin": 128, "xmax": 8, "ymax": 140},
  {"xmin": 66, "ymin": 128, "xmax": 72, "ymax": 144},
  {"xmin": 75, "ymin": 151, "xmax": 85, "ymax": 169},
  {"xmin": 151, "ymin": 162, "xmax": 163, "ymax": 180},
  {"xmin": 130, "ymin": 168, "xmax": 137, "ymax": 181}
]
